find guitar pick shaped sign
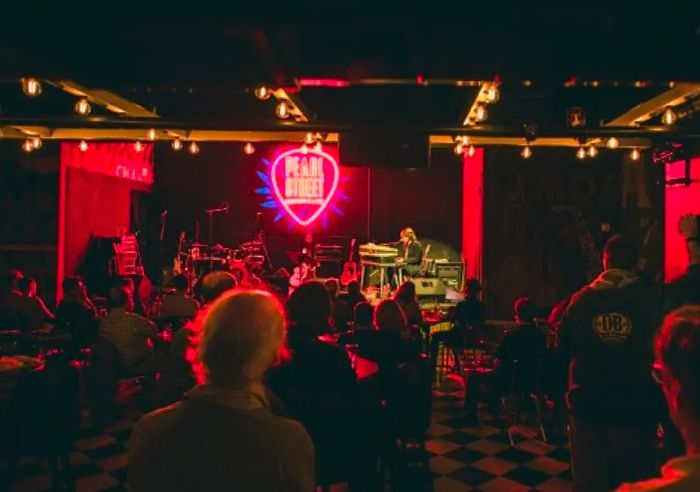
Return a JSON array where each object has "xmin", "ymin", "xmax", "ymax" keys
[{"xmin": 270, "ymin": 147, "xmax": 340, "ymax": 227}]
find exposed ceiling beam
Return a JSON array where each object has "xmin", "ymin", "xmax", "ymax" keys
[
  {"xmin": 462, "ymin": 81, "xmax": 498, "ymax": 126},
  {"xmin": 50, "ymin": 80, "xmax": 159, "ymax": 118},
  {"xmin": 429, "ymin": 135, "xmax": 651, "ymax": 148},
  {"xmin": 271, "ymin": 88, "xmax": 309, "ymax": 123},
  {"xmin": 605, "ymin": 83, "xmax": 700, "ymax": 127}
]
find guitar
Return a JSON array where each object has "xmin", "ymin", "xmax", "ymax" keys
[
  {"xmin": 340, "ymin": 238, "xmax": 358, "ymax": 286},
  {"xmin": 173, "ymin": 231, "xmax": 186, "ymax": 274}
]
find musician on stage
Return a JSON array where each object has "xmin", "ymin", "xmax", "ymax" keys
[
  {"xmin": 396, "ymin": 227, "xmax": 423, "ymax": 278},
  {"xmin": 300, "ymin": 231, "xmax": 316, "ymax": 263}
]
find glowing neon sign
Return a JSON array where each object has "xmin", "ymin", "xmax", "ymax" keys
[{"xmin": 269, "ymin": 147, "xmax": 340, "ymax": 227}]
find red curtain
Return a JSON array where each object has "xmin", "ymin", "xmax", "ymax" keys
[
  {"xmin": 462, "ymin": 149, "xmax": 484, "ymax": 282},
  {"xmin": 665, "ymin": 158, "xmax": 700, "ymax": 281}
]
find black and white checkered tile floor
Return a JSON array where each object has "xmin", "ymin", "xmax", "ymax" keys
[{"xmin": 10, "ymin": 378, "xmax": 572, "ymax": 492}]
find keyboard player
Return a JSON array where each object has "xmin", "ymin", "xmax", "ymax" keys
[{"xmin": 396, "ymin": 227, "xmax": 424, "ymax": 278}]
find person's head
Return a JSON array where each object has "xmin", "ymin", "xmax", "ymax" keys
[
  {"xmin": 400, "ymin": 227, "xmax": 416, "ymax": 245},
  {"xmin": 602, "ymin": 234, "xmax": 639, "ymax": 271},
  {"xmin": 17, "ymin": 277, "xmax": 37, "ymax": 297},
  {"xmin": 353, "ymin": 302, "xmax": 373, "ymax": 329},
  {"xmin": 514, "ymin": 297, "xmax": 536, "ymax": 324},
  {"xmin": 286, "ymin": 281, "xmax": 332, "ymax": 334},
  {"xmin": 108, "ymin": 286, "xmax": 133, "ymax": 311},
  {"xmin": 200, "ymin": 271, "xmax": 238, "ymax": 304},
  {"xmin": 395, "ymin": 281, "xmax": 416, "ymax": 304},
  {"xmin": 653, "ymin": 306, "xmax": 700, "ymax": 438},
  {"xmin": 171, "ymin": 274, "xmax": 189, "ymax": 293},
  {"xmin": 374, "ymin": 299, "xmax": 407, "ymax": 333},
  {"xmin": 62, "ymin": 277, "xmax": 86, "ymax": 301},
  {"xmin": 324, "ymin": 278, "xmax": 340, "ymax": 299},
  {"xmin": 348, "ymin": 280, "xmax": 361, "ymax": 297},
  {"xmin": 465, "ymin": 278, "xmax": 482, "ymax": 298},
  {"xmin": 197, "ymin": 289, "xmax": 285, "ymax": 388}
]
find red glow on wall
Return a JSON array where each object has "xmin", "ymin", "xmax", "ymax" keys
[
  {"xmin": 462, "ymin": 148, "xmax": 484, "ymax": 282},
  {"xmin": 60, "ymin": 142, "xmax": 154, "ymax": 184},
  {"xmin": 297, "ymin": 78, "xmax": 350, "ymax": 88},
  {"xmin": 665, "ymin": 158, "xmax": 700, "ymax": 281},
  {"xmin": 271, "ymin": 146, "xmax": 340, "ymax": 227}
]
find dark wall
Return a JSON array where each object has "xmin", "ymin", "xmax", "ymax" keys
[{"xmin": 482, "ymin": 147, "xmax": 664, "ymax": 318}]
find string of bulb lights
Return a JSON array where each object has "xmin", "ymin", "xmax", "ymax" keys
[{"xmin": 10, "ymin": 77, "xmax": 685, "ymax": 162}]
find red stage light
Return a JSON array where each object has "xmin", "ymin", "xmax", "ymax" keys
[{"xmin": 297, "ymin": 78, "xmax": 350, "ymax": 88}]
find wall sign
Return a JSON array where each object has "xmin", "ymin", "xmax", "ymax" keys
[{"xmin": 60, "ymin": 142, "xmax": 154, "ymax": 184}]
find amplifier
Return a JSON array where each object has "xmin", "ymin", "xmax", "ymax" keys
[
  {"xmin": 413, "ymin": 277, "xmax": 446, "ymax": 297},
  {"xmin": 435, "ymin": 262, "xmax": 464, "ymax": 289}
]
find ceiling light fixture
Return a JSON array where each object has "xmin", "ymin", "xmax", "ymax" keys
[
  {"xmin": 474, "ymin": 105, "xmax": 488, "ymax": 122},
  {"xmin": 661, "ymin": 107, "xmax": 677, "ymax": 126},
  {"xmin": 607, "ymin": 137, "xmax": 620, "ymax": 149},
  {"xmin": 485, "ymin": 85, "xmax": 500, "ymax": 103},
  {"xmin": 587, "ymin": 146, "xmax": 598, "ymax": 158},
  {"xmin": 243, "ymin": 142, "xmax": 255, "ymax": 155},
  {"xmin": 171, "ymin": 138, "xmax": 183, "ymax": 151},
  {"xmin": 134, "ymin": 141, "xmax": 143, "ymax": 152},
  {"xmin": 22, "ymin": 139, "xmax": 34, "ymax": 152},
  {"xmin": 74, "ymin": 97, "xmax": 91, "ymax": 115},
  {"xmin": 21, "ymin": 77, "xmax": 42, "ymax": 97},
  {"xmin": 188, "ymin": 142, "xmax": 200, "ymax": 155},
  {"xmin": 254, "ymin": 85, "xmax": 272, "ymax": 100},
  {"xmin": 275, "ymin": 101, "xmax": 290, "ymax": 119},
  {"xmin": 31, "ymin": 137, "xmax": 42, "ymax": 149},
  {"xmin": 146, "ymin": 128, "xmax": 157, "ymax": 140},
  {"xmin": 520, "ymin": 145, "xmax": 532, "ymax": 159},
  {"xmin": 630, "ymin": 148, "xmax": 641, "ymax": 161},
  {"xmin": 576, "ymin": 146, "xmax": 587, "ymax": 160},
  {"xmin": 79, "ymin": 140, "xmax": 89, "ymax": 152}
]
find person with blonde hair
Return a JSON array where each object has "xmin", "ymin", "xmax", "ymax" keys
[{"xmin": 129, "ymin": 289, "xmax": 315, "ymax": 492}]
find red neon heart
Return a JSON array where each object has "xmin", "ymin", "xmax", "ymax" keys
[{"xmin": 270, "ymin": 147, "xmax": 340, "ymax": 227}]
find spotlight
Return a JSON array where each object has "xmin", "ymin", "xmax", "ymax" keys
[
  {"xmin": 21, "ymin": 77, "xmax": 42, "ymax": 97},
  {"xmin": 474, "ymin": 105, "xmax": 488, "ymax": 122},
  {"xmin": 275, "ymin": 101, "xmax": 290, "ymax": 119},
  {"xmin": 520, "ymin": 145, "xmax": 532, "ymax": 159},
  {"xmin": 254, "ymin": 85, "xmax": 272, "ymax": 100},
  {"xmin": 79, "ymin": 140, "xmax": 89, "ymax": 152},
  {"xmin": 146, "ymin": 128, "xmax": 157, "ymax": 140},
  {"xmin": 630, "ymin": 148, "xmax": 641, "ymax": 161},
  {"xmin": 188, "ymin": 142, "xmax": 200, "ymax": 155},
  {"xmin": 22, "ymin": 139, "xmax": 34, "ymax": 152},
  {"xmin": 453, "ymin": 142, "xmax": 465, "ymax": 155},
  {"xmin": 607, "ymin": 137, "xmax": 620, "ymax": 149},
  {"xmin": 74, "ymin": 98, "xmax": 91, "ymax": 115},
  {"xmin": 171, "ymin": 138, "xmax": 183, "ymax": 151},
  {"xmin": 587, "ymin": 146, "xmax": 598, "ymax": 158},
  {"xmin": 661, "ymin": 107, "xmax": 677, "ymax": 126},
  {"xmin": 576, "ymin": 146, "xmax": 587, "ymax": 160},
  {"xmin": 31, "ymin": 136, "xmax": 42, "ymax": 149},
  {"xmin": 485, "ymin": 85, "xmax": 500, "ymax": 103},
  {"xmin": 467, "ymin": 145, "xmax": 476, "ymax": 157},
  {"xmin": 304, "ymin": 132, "xmax": 314, "ymax": 145},
  {"xmin": 243, "ymin": 142, "xmax": 255, "ymax": 155},
  {"xmin": 134, "ymin": 141, "xmax": 143, "ymax": 152}
]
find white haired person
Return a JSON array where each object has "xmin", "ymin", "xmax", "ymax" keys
[{"xmin": 129, "ymin": 290, "xmax": 315, "ymax": 492}]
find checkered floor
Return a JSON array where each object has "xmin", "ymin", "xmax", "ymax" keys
[{"xmin": 9, "ymin": 378, "xmax": 572, "ymax": 492}]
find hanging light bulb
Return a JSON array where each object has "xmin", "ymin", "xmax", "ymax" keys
[
  {"xmin": 254, "ymin": 85, "xmax": 272, "ymax": 100},
  {"xmin": 79, "ymin": 140, "xmax": 89, "ymax": 152},
  {"xmin": 275, "ymin": 101, "xmax": 290, "ymax": 119},
  {"xmin": 31, "ymin": 136, "xmax": 42, "ymax": 149},
  {"xmin": 486, "ymin": 85, "xmax": 500, "ymax": 103},
  {"xmin": 22, "ymin": 139, "xmax": 34, "ymax": 152},
  {"xmin": 74, "ymin": 97, "xmax": 91, "ymax": 115},
  {"xmin": 188, "ymin": 142, "xmax": 200, "ymax": 155},
  {"xmin": 474, "ymin": 105, "xmax": 488, "ymax": 122},
  {"xmin": 301, "ymin": 143, "xmax": 309, "ymax": 154},
  {"xmin": 661, "ymin": 107, "xmax": 677, "ymax": 125},
  {"xmin": 453, "ymin": 142, "xmax": 465, "ymax": 155},
  {"xmin": 146, "ymin": 128, "xmax": 157, "ymax": 141},
  {"xmin": 587, "ymin": 146, "xmax": 598, "ymax": 158},
  {"xmin": 607, "ymin": 137, "xmax": 620, "ymax": 149},
  {"xmin": 21, "ymin": 77, "xmax": 42, "ymax": 97},
  {"xmin": 630, "ymin": 148, "xmax": 641, "ymax": 161},
  {"xmin": 304, "ymin": 132, "xmax": 314, "ymax": 145},
  {"xmin": 171, "ymin": 138, "xmax": 183, "ymax": 151},
  {"xmin": 243, "ymin": 142, "xmax": 255, "ymax": 155},
  {"xmin": 467, "ymin": 145, "xmax": 476, "ymax": 157},
  {"xmin": 314, "ymin": 141, "xmax": 323, "ymax": 152},
  {"xmin": 576, "ymin": 146, "xmax": 587, "ymax": 160},
  {"xmin": 134, "ymin": 141, "xmax": 143, "ymax": 152},
  {"xmin": 520, "ymin": 145, "xmax": 532, "ymax": 159}
]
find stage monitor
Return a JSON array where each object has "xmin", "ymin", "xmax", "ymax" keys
[{"xmin": 339, "ymin": 131, "xmax": 429, "ymax": 168}]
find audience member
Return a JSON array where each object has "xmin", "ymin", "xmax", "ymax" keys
[
  {"xmin": 129, "ymin": 290, "xmax": 315, "ymax": 492},
  {"xmin": 666, "ymin": 214, "xmax": 700, "ymax": 312},
  {"xmin": 617, "ymin": 306, "xmax": 700, "ymax": 491},
  {"xmin": 0, "ymin": 269, "xmax": 23, "ymax": 328},
  {"xmin": 341, "ymin": 280, "xmax": 366, "ymax": 313},
  {"xmin": 55, "ymin": 277, "xmax": 98, "ymax": 349},
  {"xmin": 324, "ymin": 278, "xmax": 352, "ymax": 331},
  {"xmin": 99, "ymin": 286, "xmax": 160, "ymax": 376},
  {"xmin": 353, "ymin": 302, "xmax": 374, "ymax": 331},
  {"xmin": 366, "ymin": 299, "xmax": 422, "ymax": 368},
  {"xmin": 13, "ymin": 276, "xmax": 54, "ymax": 332},
  {"xmin": 495, "ymin": 297, "xmax": 547, "ymax": 374},
  {"xmin": 557, "ymin": 235, "xmax": 663, "ymax": 491},
  {"xmin": 394, "ymin": 280, "xmax": 423, "ymax": 326},
  {"xmin": 159, "ymin": 275, "xmax": 199, "ymax": 319}
]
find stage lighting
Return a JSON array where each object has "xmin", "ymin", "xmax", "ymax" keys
[
  {"xmin": 188, "ymin": 142, "xmax": 200, "ymax": 154},
  {"xmin": 21, "ymin": 77, "xmax": 41, "ymax": 97},
  {"xmin": 475, "ymin": 105, "xmax": 488, "ymax": 122},
  {"xmin": 171, "ymin": 138, "xmax": 183, "ymax": 151},
  {"xmin": 22, "ymin": 139, "xmax": 34, "ymax": 152},
  {"xmin": 79, "ymin": 140, "xmax": 89, "ymax": 152},
  {"xmin": 275, "ymin": 101, "xmax": 290, "ymax": 119},
  {"xmin": 661, "ymin": 107, "xmax": 677, "ymax": 125},
  {"xmin": 147, "ymin": 128, "xmax": 157, "ymax": 140},
  {"xmin": 254, "ymin": 85, "xmax": 271, "ymax": 100},
  {"xmin": 134, "ymin": 141, "xmax": 143, "ymax": 152},
  {"xmin": 576, "ymin": 146, "xmax": 587, "ymax": 160},
  {"xmin": 630, "ymin": 148, "xmax": 641, "ymax": 161},
  {"xmin": 607, "ymin": 137, "xmax": 620, "ymax": 149},
  {"xmin": 520, "ymin": 145, "xmax": 532, "ymax": 159},
  {"xmin": 243, "ymin": 142, "xmax": 255, "ymax": 155},
  {"xmin": 74, "ymin": 98, "xmax": 91, "ymax": 115},
  {"xmin": 587, "ymin": 146, "xmax": 598, "ymax": 158},
  {"xmin": 31, "ymin": 137, "xmax": 42, "ymax": 149}
]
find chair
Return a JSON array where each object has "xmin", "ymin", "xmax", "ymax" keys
[{"xmin": 501, "ymin": 358, "xmax": 548, "ymax": 445}]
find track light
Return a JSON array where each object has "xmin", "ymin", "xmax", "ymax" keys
[
  {"xmin": 474, "ymin": 105, "xmax": 488, "ymax": 122},
  {"xmin": 587, "ymin": 146, "xmax": 598, "ymax": 158},
  {"xmin": 134, "ymin": 141, "xmax": 143, "ymax": 152},
  {"xmin": 31, "ymin": 137, "xmax": 42, "ymax": 149},
  {"xmin": 576, "ymin": 146, "xmax": 587, "ymax": 160},
  {"xmin": 254, "ymin": 85, "xmax": 272, "ymax": 100},
  {"xmin": 607, "ymin": 137, "xmax": 620, "ymax": 149},
  {"xmin": 74, "ymin": 98, "xmax": 91, "ymax": 115},
  {"xmin": 630, "ymin": 148, "xmax": 641, "ymax": 161},
  {"xmin": 520, "ymin": 145, "xmax": 532, "ymax": 159},
  {"xmin": 22, "ymin": 139, "xmax": 34, "ymax": 152},
  {"xmin": 21, "ymin": 77, "xmax": 41, "ymax": 97},
  {"xmin": 79, "ymin": 140, "xmax": 88, "ymax": 152},
  {"xmin": 171, "ymin": 138, "xmax": 183, "ymax": 151},
  {"xmin": 146, "ymin": 128, "xmax": 157, "ymax": 141},
  {"xmin": 486, "ymin": 85, "xmax": 500, "ymax": 103},
  {"xmin": 188, "ymin": 142, "xmax": 200, "ymax": 155},
  {"xmin": 661, "ymin": 107, "xmax": 677, "ymax": 126},
  {"xmin": 243, "ymin": 142, "xmax": 255, "ymax": 155},
  {"xmin": 275, "ymin": 101, "xmax": 290, "ymax": 119}
]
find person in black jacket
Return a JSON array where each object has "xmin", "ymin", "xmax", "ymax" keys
[
  {"xmin": 396, "ymin": 227, "xmax": 424, "ymax": 278},
  {"xmin": 557, "ymin": 235, "xmax": 664, "ymax": 492}
]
